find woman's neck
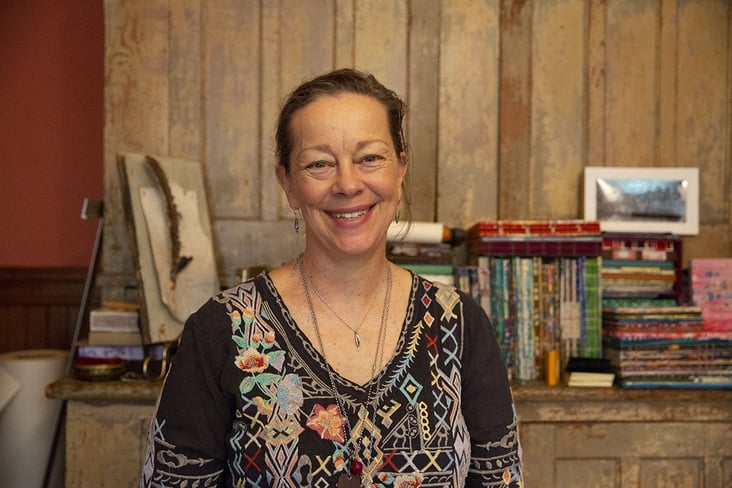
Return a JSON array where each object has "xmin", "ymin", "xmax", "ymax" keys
[{"xmin": 298, "ymin": 250, "xmax": 389, "ymax": 304}]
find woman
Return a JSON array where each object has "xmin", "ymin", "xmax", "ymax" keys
[{"xmin": 141, "ymin": 68, "xmax": 523, "ymax": 487}]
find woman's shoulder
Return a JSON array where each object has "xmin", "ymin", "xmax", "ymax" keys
[{"xmin": 185, "ymin": 274, "xmax": 271, "ymax": 325}]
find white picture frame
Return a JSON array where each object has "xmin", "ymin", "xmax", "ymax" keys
[{"xmin": 583, "ymin": 167, "xmax": 699, "ymax": 235}]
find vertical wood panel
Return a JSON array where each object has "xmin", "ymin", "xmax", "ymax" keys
[
  {"xmin": 587, "ymin": 0, "xmax": 607, "ymax": 166},
  {"xmin": 676, "ymin": 0, "xmax": 730, "ymax": 223},
  {"xmin": 659, "ymin": 0, "xmax": 679, "ymax": 164},
  {"xmin": 407, "ymin": 0, "xmax": 441, "ymax": 221},
  {"xmin": 204, "ymin": 0, "xmax": 260, "ymax": 218},
  {"xmin": 498, "ymin": 0, "xmax": 533, "ymax": 219},
  {"xmin": 102, "ymin": 0, "xmax": 171, "ymax": 281},
  {"xmin": 169, "ymin": 0, "xmax": 202, "ymax": 161},
  {"xmin": 260, "ymin": 1, "xmax": 282, "ymax": 222},
  {"xmin": 438, "ymin": 0, "xmax": 500, "ymax": 227},
  {"xmin": 280, "ymin": 0, "xmax": 334, "ymax": 89},
  {"xmin": 0, "ymin": 268, "xmax": 93, "ymax": 353},
  {"xmin": 676, "ymin": 0, "xmax": 731, "ymax": 262},
  {"xmin": 353, "ymin": 0, "xmax": 409, "ymax": 98},
  {"xmin": 334, "ymin": 0, "xmax": 355, "ymax": 67},
  {"xmin": 531, "ymin": 0, "xmax": 586, "ymax": 218},
  {"xmin": 605, "ymin": 1, "xmax": 659, "ymax": 164}
]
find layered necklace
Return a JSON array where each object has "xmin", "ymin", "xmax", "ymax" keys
[
  {"xmin": 310, "ymin": 265, "xmax": 385, "ymax": 350},
  {"xmin": 297, "ymin": 256, "xmax": 392, "ymax": 488}
]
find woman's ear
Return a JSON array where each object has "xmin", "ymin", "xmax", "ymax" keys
[
  {"xmin": 276, "ymin": 164, "xmax": 299, "ymax": 209},
  {"xmin": 398, "ymin": 151, "xmax": 408, "ymax": 182}
]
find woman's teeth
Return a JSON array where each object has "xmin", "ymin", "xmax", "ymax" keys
[{"xmin": 332, "ymin": 209, "xmax": 367, "ymax": 220}]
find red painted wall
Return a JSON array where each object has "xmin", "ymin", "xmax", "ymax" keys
[{"xmin": 0, "ymin": 0, "xmax": 104, "ymax": 267}]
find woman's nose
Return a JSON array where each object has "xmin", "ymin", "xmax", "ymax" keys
[{"xmin": 332, "ymin": 163, "xmax": 363, "ymax": 196}]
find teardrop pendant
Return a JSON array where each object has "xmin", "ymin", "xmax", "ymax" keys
[{"xmin": 354, "ymin": 332, "xmax": 361, "ymax": 349}]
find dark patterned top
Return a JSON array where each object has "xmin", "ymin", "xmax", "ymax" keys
[{"xmin": 141, "ymin": 272, "xmax": 523, "ymax": 487}]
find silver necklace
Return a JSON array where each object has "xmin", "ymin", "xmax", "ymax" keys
[
  {"xmin": 297, "ymin": 256, "xmax": 392, "ymax": 487},
  {"xmin": 309, "ymin": 264, "xmax": 386, "ymax": 350}
]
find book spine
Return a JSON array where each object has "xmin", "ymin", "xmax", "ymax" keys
[
  {"xmin": 585, "ymin": 256, "xmax": 603, "ymax": 359},
  {"xmin": 477, "ymin": 256, "xmax": 491, "ymax": 319}
]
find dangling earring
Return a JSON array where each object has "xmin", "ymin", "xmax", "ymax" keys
[
  {"xmin": 294, "ymin": 210, "xmax": 300, "ymax": 234},
  {"xmin": 394, "ymin": 208, "xmax": 401, "ymax": 224}
]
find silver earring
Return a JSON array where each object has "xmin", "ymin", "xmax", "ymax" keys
[
  {"xmin": 294, "ymin": 211, "xmax": 300, "ymax": 234},
  {"xmin": 394, "ymin": 208, "xmax": 400, "ymax": 224}
]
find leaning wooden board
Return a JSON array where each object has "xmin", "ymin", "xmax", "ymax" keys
[{"xmin": 117, "ymin": 152, "xmax": 219, "ymax": 344}]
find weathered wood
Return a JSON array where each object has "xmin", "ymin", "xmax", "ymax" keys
[
  {"xmin": 64, "ymin": 401, "xmax": 153, "ymax": 488},
  {"xmin": 605, "ymin": 1, "xmax": 658, "ymax": 165},
  {"xmin": 203, "ymin": 0, "xmax": 261, "ymax": 219},
  {"xmin": 118, "ymin": 153, "xmax": 219, "ymax": 342},
  {"xmin": 169, "ymin": 0, "xmax": 202, "ymax": 161},
  {"xmin": 100, "ymin": 0, "xmax": 732, "ymax": 299},
  {"xmin": 0, "ymin": 267, "xmax": 95, "ymax": 353},
  {"xmin": 587, "ymin": 0, "xmax": 607, "ymax": 166},
  {"xmin": 102, "ymin": 0, "xmax": 170, "ymax": 283},
  {"xmin": 407, "ymin": 0, "xmax": 441, "ymax": 222},
  {"xmin": 438, "ymin": 0, "xmax": 500, "ymax": 227},
  {"xmin": 531, "ymin": 0, "xmax": 585, "ymax": 218},
  {"xmin": 354, "ymin": 0, "xmax": 408, "ymax": 98},
  {"xmin": 51, "ymin": 379, "xmax": 732, "ymax": 488},
  {"xmin": 498, "ymin": 0, "xmax": 532, "ymax": 219}
]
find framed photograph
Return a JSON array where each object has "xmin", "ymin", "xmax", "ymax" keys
[{"xmin": 583, "ymin": 167, "xmax": 699, "ymax": 235}]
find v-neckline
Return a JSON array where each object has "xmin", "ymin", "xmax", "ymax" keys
[{"xmin": 259, "ymin": 271, "xmax": 417, "ymax": 396}]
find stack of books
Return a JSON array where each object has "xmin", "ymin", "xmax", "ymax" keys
[
  {"xmin": 78, "ymin": 303, "xmax": 144, "ymax": 363},
  {"xmin": 600, "ymin": 233, "xmax": 682, "ymax": 307},
  {"xmin": 87, "ymin": 305, "xmax": 142, "ymax": 345},
  {"xmin": 603, "ymin": 305, "xmax": 732, "ymax": 388},
  {"xmin": 463, "ymin": 220, "xmax": 603, "ymax": 382}
]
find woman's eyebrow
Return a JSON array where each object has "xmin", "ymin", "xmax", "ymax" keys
[{"xmin": 355, "ymin": 139, "xmax": 389, "ymax": 151}]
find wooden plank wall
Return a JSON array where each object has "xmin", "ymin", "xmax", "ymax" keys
[
  {"xmin": 0, "ymin": 268, "xmax": 96, "ymax": 354},
  {"xmin": 101, "ymin": 0, "xmax": 731, "ymax": 297}
]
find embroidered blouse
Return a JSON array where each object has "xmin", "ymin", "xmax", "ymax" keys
[{"xmin": 141, "ymin": 272, "xmax": 523, "ymax": 487}]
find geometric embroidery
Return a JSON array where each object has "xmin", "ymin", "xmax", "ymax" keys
[
  {"xmin": 398, "ymin": 373, "xmax": 423, "ymax": 405},
  {"xmin": 142, "ymin": 273, "xmax": 523, "ymax": 487},
  {"xmin": 259, "ymin": 418, "xmax": 304, "ymax": 446}
]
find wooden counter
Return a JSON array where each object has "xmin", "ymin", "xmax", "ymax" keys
[{"xmin": 48, "ymin": 378, "xmax": 732, "ymax": 487}]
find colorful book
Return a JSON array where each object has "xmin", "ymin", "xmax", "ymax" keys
[{"xmin": 690, "ymin": 258, "xmax": 732, "ymax": 331}]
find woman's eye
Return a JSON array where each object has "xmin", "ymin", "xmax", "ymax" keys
[
  {"xmin": 361, "ymin": 154, "xmax": 383, "ymax": 164},
  {"xmin": 307, "ymin": 161, "xmax": 330, "ymax": 170},
  {"xmin": 304, "ymin": 160, "xmax": 335, "ymax": 178}
]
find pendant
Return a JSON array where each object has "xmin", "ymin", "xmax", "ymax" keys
[
  {"xmin": 337, "ymin": 472, "xmax": 361, "ymax": 488},
  {"xmin": 354, "ymin": 332, "xmax": 361, "ymax": 349}
]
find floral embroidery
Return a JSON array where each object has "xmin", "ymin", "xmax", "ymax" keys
[
  {"xmin": 374, "ymin": 473, "xmax": 423, "ymax": 488},
  {"xmin": 235, "ymin": 348, "xmax": 269, "ymax": 373},
  {"xmin": 392, "ymin": 474, "xmax": 423, "ymax": 488},
  {"xmin": 276, "ymin": 374, "xmax": 304, "ymax": 416},
  {"xmin": 253, "ymin": 396, "xmax": 273, "ymax": 415},
  {"xmin": 306, "ymin": 404, "xmax": 346, "ymax": 443},
  {"xmin": 332, "ymin": 449, "xmax": 347, "ymax": 472}
]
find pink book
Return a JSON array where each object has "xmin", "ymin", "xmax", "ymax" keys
[{"xmin": 691, "ymin": 258, "xmax": 732, "ymax": 331}]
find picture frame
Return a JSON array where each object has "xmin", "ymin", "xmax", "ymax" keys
[{"xmin": 583, "ymin": 167, "xmax": 699, "ymax": 235}]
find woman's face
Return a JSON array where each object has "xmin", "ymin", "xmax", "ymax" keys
[{"xmin": 277, "ymin": 92, "xmax": 407, "ymax": 260}]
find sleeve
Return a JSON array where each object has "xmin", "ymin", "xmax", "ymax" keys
[
  {"xmin": 459, "ymin": 294, "xmax": 523, "ymax": 487},
  {"xmin": 140, "ymin": 300, "xmax": 236, "ymax": 487}
]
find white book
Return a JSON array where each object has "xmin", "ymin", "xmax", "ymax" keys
[{"xmin": 89, "ymin": 309, "xmax": 140, "ymax": 332}]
